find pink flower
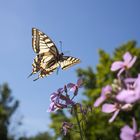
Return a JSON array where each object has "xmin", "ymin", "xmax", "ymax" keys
[
  {"xmin": 102, "ymin": 103, "xmax": 132, "ymax": 123},
  {"xmin": 102, "ymin": 103, "xmax": 120, "ymax": 123},
  {"xmin": 120, "ymin": 118, "xmax": 140, "ymax": 140},
  {"xmin": 111, "ymin": 52, "xmax": 137, "ymax": 76},
  {"xmin": 47, "ymin": 87, "xmax": 75, "ymax": 112},
  {"xmin": 94, "ymin": 85, "xmax": 112, "ymax": 107},
  {"xmin": 61, "ymin": 122, "xmax": 73, "ymax": 135},
  {"xmin": 116, "ymin": 74, "xmax": 140, "ymax": 103},
  {"xmin": 116, "ymin": 89, "xmax": 140, "ymax": 103},
  {"xmin": 47, "ymin": 89, "xmax": 66, "ymax": 112},
  {"xmin": 67, "ymin": 79, "xmax": 83, "ymax": 95}
]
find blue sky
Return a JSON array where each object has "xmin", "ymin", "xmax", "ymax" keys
[{"xmin": 0, "ymin": 0, "xmax": 140, "ymax": 137}]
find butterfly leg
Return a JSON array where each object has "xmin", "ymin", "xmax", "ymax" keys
[
  {"xmin": 33, "ymin": 77, "xmax": 40, "ymax": 81},
  {"xmin": 56, "ymin": 62, "xmax": 61, "ymax": 75},
  {"xmin": 27, "ymin": 72, "xmax": 33, "ymax": 78}
]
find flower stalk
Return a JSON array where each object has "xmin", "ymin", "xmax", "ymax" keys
[{"xmin": 74, "ymin": 105, "xmax": 85, "ymax": 140}]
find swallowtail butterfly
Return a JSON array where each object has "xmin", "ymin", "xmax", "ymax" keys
[{"xmin": 29, "ymin": 28, "xmax": 80, "ymax": 81}]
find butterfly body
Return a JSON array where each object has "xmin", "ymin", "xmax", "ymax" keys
[{"xmin": 29, "ymin": 28, "xmax": 80, "ymax": 80}]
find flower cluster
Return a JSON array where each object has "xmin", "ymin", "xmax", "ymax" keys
[
  {"xmin": 94, "ymin": 52, "xmax": 138, "ymax": 122},
  {"xmin": 48, "ymin": 79, "xmax": 83, "ymax": 112},
  {"xmin": 48, "ymin": 79, "xmax": 93, "ymax": 137},
  {"xmin": 48, "ymin": 79, "xmax": 85, "ymax": 136},
  {"xmin": 94, "ymin": 52, "xmax": 140, "ymax": 140}
]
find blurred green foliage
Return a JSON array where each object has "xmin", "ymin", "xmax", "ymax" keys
[
  {"xmin": 19, "ymin": 132, "xmax": 54, "ymax": 140},
  {"xmin": 0, "ymin": 83, "xmax": 19, "ymax": 140}
]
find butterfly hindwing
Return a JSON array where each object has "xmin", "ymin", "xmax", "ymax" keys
[
  {"xmin": 60, "ymin": 56, "xmax": 80, "ymax": 70},
  {"xmin": 35, "ymin": 62, "xmax": 59, "ymax": 81},
  {"xmin": 30, "ymin": 57, "xmax": 59, "ymax": 81}
]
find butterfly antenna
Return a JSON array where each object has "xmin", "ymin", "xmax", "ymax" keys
[
  {"xmin": 63, "ymin": 51, "xmax": 71, "ymax": 55},
  {"xmin": 59, "ymin": 41, "xmax": 71, "ymax": 55},
  {"xmin": 59, "ymin": 41, "xmax": 63, "ymax": 53}
]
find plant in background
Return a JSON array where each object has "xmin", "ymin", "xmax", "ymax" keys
[
  {"xmin": 49, "ymin": 52, "xmax": 140, "ymax": 140},
  {"xmin": 48, "ymin": 79, "xmax": 92, "ymax": 140},
  {"xmin": 94, "ymin": 52, "xmax": 140, "ymax": 140},
  {"xmin": 0, "ymin": 83, "xmax": 19, "ymax": 140},
  {"xmin": 49, "ymin": 42, "xmax": 140, "ymax": 140}
]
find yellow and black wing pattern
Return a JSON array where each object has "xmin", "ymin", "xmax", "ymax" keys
[
  {"xmin": 29, "ymin": 28, "xmax": 80, "ymax": 81},
  {"xmin": 60, "ymin": 56, "xmax": 80, "ymax": 70}
]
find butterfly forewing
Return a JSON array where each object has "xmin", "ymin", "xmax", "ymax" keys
[{"xmin": 32, "ymin": 28, "xmax": 59, "ymax": 55}]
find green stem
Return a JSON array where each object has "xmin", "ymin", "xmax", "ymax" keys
[{"xmin": 74, "ymin": 106, "xmax": 84, "ymax": 140}]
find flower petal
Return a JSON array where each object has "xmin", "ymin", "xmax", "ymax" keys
[
  {"xmin": 57, "ymin": 88, "xmax": 64, "ymax": 93},
  {"xmin": 127, "ymin": 56, "xmax": 137, "ymax": 68},
  {"xmin": 109, "ymin": 109, "xmax": 120, "ymax": 123},
  {"xmin": 124, "ymin": 78, "xmax": 136, "ymax": 84},
  {"xmin": 134, "ymin": 74, "xmax": 140, "ymax": 88},
  {"xmin": 121, "ymin": 104, "xmax": 132, "ymax": 111},
  {"xmin": 47, "ymin": 102, "xmax": 58, "ymax": 112},
  {"xmin": 117, "ymin": 67, "xmax": 125, "ymax": 77},
  {"xmin": 102, "ymin": 85, "xmax": 112, "ymax": 95},
  {"xmin": 121, "ymin": 125, "xmax": 135, "ymax": 135},
  {"xmin": 111, "ymin": 61, "xmax": 124, "ymax": 71},
  {"xmin": 120, "ymin": 125, "xmax": 135, "ymax": 140},
  {"xmin": 116, "ymin": 89, "xmax": 139, "ymax": 103},
  {"xmin": 67, "ymin": 83, "xmax": 75, "ymax": 88},
  {"xmin": 94, "ymin": 96, "xmax": 106, "ymax": 107},
  {"xmin": 132, "ymin": 118, "xmax": 137, "ymax": 133},
  {"xmin": 116, "ymin": 90, "xmax": 128, "ymax": 101},
  {"xmin": 123, "ymin": 52, "xmax": 132, "ymax": 64},
  {"xmin": 102, "ymin": 104, "xmax": 116, "ymax": 113},
  {"xmin": 50, "ymin": 93, "xmax": 58, "ymax": 101}
]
